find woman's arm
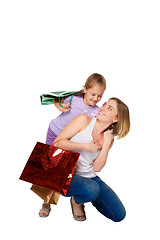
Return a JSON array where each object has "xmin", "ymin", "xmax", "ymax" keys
[
  {"xmin": 93, "ymin": 131, "xmax": 114, "ymax": 172},
  {"xmin": 54, "ymin": 114, "xmax": 101, "ymax": 153}
]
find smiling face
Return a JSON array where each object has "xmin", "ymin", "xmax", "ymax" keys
[
  {"xmin": 97, "ymin": 99, "xmax": 118, "ymax": 124},
  {"xmin": 83, "ymin": 83, "xmax": 105, "ymax": 106}
]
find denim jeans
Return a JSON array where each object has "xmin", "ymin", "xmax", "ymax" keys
[{"xmin": 66, "ymin": 175, "xmax": 126, "ymax": 222}]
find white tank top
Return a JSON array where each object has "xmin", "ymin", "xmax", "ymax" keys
[{"xmin": 70, "ymin": 117, "xmax": 100, "ymax": 178}]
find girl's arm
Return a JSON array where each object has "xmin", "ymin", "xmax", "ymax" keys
[
  {"xmin": 53, "ymin": 99, "xmax": 71, "ymax": 112},
  {"xmin": 93, "ymin": 131, "xmax": 114, "ymax": 172},
  {"xmin": 54, "ymin": 114, "xmax": 100, "ymax": 153}
]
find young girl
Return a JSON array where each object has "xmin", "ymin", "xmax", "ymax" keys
[
  {"xmin": 39, "ymin": 73, "xmax": 106, "ymax": 217},
  {"xmin": 54, "ymin": 97, "xmax": 130, "ymax": 221}
]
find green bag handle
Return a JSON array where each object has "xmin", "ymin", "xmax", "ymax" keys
[{"xmin": 58, "ymin": 93, "xmax": 75, "ymax": 107}]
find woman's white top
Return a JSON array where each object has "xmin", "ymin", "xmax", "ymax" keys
[{"xmin": 70, "ymin": 117, "xmax": 100, "ymax": 178}]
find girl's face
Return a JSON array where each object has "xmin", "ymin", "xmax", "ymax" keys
[
  {"xmin": 97, "ymin": 99, "xmax": 118, "ymax": 124},
  {"xmin": 83, "ymin": 84, "xmax": 105, "ymax": 106}
]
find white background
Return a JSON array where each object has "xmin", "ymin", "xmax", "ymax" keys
[{"xmin": 0, "ymin": 0, "xmax": 160, "ymax": 239}]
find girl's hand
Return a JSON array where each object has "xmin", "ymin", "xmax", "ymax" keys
[
  {"xmin": 55, "ymin": 101, "xmax": 71, "ymax": 112},
  {"xmin": 61, "ymin": 101, "xmax": 71, "ymax": 111},
  {"xmin": 85, "ymin": 141, "xmax": 101, "ymax": 153}
]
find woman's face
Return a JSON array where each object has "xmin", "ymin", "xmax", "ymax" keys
[{"xmin": 97, "ymin": 99, "xmax": 118, "ymax": 124}]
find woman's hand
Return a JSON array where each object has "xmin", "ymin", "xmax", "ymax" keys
[
  {"xmin": 103, "ymin": 130, "xmax": 114, "ymax": 143},
  {"xmin": 93, "ymin": 130, "xmax": 114, "ymax": 172},
  {"xmin": 85, "ymin": 141, "xmax": 101, "ymax": 153}
]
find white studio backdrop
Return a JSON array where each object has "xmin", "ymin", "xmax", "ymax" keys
[{"xmin": 0, "ymin": 1, "xmax": 159, "ymax": 240}]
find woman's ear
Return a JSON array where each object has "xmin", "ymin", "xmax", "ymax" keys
[{"xmin": 113, "ymin": 118, "xmax": 118, "ymax": 123}]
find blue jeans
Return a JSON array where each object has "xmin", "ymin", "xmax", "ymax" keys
[{"xmin": 66, "ymin": 175, "xmax": 126, "ymax": 222}]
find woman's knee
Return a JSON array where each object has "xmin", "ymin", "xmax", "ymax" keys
[
  {"xmin": 76, "ymin": 179, "xmax": 100, "ymax": 203},
  {"xmin": 113, "ymin": 206, "xmax": 126, "ymax": 222},
  {"xmin": 85, "ymin": 180, "xmax": 100, "ymax": 201}
]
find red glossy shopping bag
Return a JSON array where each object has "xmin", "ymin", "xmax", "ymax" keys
[{"xmin": 19, "ymin": 142, "xmax": 80, "ymax": 196}]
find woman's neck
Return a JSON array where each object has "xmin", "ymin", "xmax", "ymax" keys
[
  {"xmin": 95, "ymin": 119, "xmax": 111, "ymax": 135},
  {"xmin": 92, "ymin": 119, "xmax": 111, "ymax": 143}
]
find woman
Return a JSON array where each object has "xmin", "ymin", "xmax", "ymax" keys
[{"xmin": 54, "ymin": 97, "xmax": 130, "ymax": 222}]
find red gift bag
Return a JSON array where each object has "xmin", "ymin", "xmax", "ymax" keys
[{"xmin": 19, "ymin": 142, "xmax": 80, "ymax": 196}]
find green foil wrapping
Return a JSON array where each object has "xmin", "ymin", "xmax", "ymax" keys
[{"xmin": 40, "ymin": 91, "xmax": 79, "ymax": 105}]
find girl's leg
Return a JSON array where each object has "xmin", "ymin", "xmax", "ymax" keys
[
  {"xmin": 39, "ymin": 202, "xmax": 51, "ymax": 218},
  {"xmin": 46, "ymin": 127, "xmax": 57, "ymax": 145},
  {"xmin": 39, "ymin": 127, "xmax": 57, "ymax": 217},
  {"xmin": 91, "ymin": 177, "xmax": 126, "ymax": 222}
]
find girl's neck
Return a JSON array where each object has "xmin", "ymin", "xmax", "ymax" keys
[{"xmin": 83, "ymin": 95, "xmax": 90, "ymax": 106}]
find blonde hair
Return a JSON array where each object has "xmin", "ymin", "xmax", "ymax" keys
[
  {"xmin": 85, "ymin": 73, "xmax": 106, "ymax": 89},
  {"xmin": 110, "ymin": 97, "xmax": 130, "ymax": 139},
  {"xmin": 76, "ymin": 73, "xmax": 106, "ymax": 96}
]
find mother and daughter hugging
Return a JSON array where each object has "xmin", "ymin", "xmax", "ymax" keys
[{"xmin": 38, "ymin": 73, "xmax": 130, "ymax": 222}]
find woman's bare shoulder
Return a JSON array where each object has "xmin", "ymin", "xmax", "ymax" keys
[
  {"xmin": 77, "ymin": 113, "xmax": 92, "ymax": 121},
  {"xmin": 76, "ymin": 113, "xmax": 92, "ymax": 130}
]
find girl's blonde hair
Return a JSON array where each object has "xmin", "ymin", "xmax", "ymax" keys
[
  {"xmin": 85, "ymin": 73, "xmax": 106, "ymax": 89},
  {"xmin": 76, "ymin": 73, "xmax": 106, "ymax": 96},
  {"xmin": 110, "ymin": 97, "xmax": 130, "ymax": 139}
]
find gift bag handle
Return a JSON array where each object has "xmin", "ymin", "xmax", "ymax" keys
[
  {"xmin": 58, "ymin": 93, "xmax": 75, "ymax": 107},
  {"xmin": 48, "ymin": 139, "xmax": 63, "ymax": 165},
  {"xmin": 49, "ymin": 139, "xmax": 61, "ymax": 148}
]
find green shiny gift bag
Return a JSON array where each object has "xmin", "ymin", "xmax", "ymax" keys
[{"xmin": 40, "ymin": 90, "xmax": 83, "ymax": 107}]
